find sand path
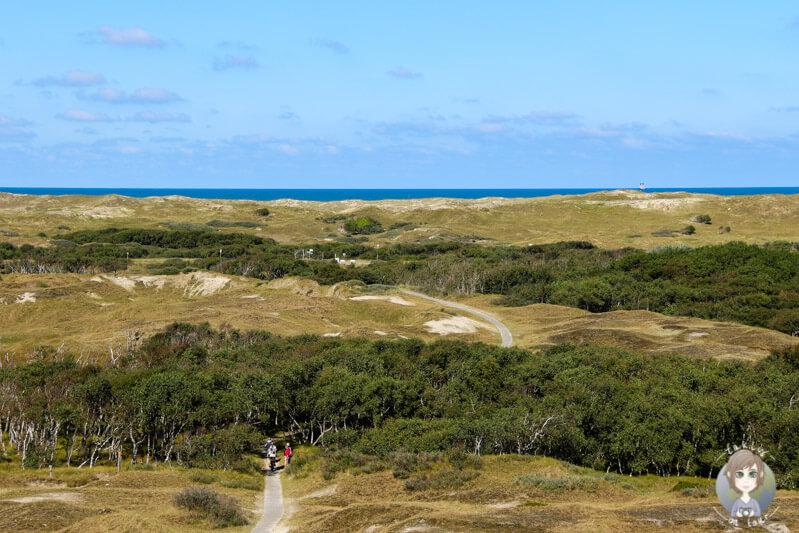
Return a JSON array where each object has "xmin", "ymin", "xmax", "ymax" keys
[{"xmin": 399, "ymin": 289, "xmax": 513, "ymax": 347}]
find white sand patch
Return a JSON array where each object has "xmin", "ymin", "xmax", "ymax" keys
[
  {"xmin": 15, "ymin": 292, "xmax": 36, "ymax": 304},
  {"xmin": 102, "ymin": 275, "xmax": 136, "ymax": 291},
  {"xmin": 241, "ymin": 295, "xmax": 265, "ymax": 301},
  {"xmin": 373, "ymin": 330, "xmax": 387, "ymax": 336},
  {"xmin": 177, "ymin": 272, "xmax": 231, "ymax": 297},
  {"xmin": 322, "ymin": 332, "xmax": 341, "ymax": 337},
  {"xmin": 350, "ymin": 295, "xmax": 415, "ymax": 306},
  {"xmin": 80, "ymin": 206, "xmax": 133, "ymax": 218},
  {"xmin": 99, "ymin": 272, "xmax": 230, "ymax": 296},
  {"xmin": 487, "ymin": 500, "xmax": 521, "ymax": 509},
  {"xmin": 99, "ymin": 303, "xmax": 114, "ymax": 307},
  {"xmin": 687, "ymin": 331, "xmax": 710, "ymax": 340},
  {"xmin": 86, "ymin": 292, "xmax": 100, "ymax": 299},
  {"xmin": 134, "ymin": 276, "xmax": 168, "ymax": 290},
  {"xmin": 5, "ymin": 491, "xmax": 82, "ymax": 503},
  {"xmin": 424, "ymin": 316, "xmax": 491, "ymax": 336},
  {"xmin": 90, "ymin": 276, "xmax": 104, "ymax": 283}
]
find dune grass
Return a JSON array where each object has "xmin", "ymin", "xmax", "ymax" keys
[{"xmin": 2, "ymin": 190, "xmax": 799, "ymax": 249}]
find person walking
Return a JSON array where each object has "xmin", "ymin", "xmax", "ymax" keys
[{"xmin": 284, "ymin": 442, "xmax": 293, "ymax": 468}]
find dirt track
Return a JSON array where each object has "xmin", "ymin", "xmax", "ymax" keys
[{"xmin": 400, "ymin": 289, "xmax": 513, "ymax": 347}]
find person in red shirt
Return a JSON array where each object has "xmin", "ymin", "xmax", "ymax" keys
[{"xmin": 284, "ymin": 443, "xmax": 293, "ymax": 467}]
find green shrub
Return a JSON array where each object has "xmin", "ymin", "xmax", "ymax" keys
[
  {"xmin": 173, "ymin": 486, "xmax": 248, "ymax": 527},
  {"xmin": 255, "ymin": 208, "xmax": 270, "ymax": 217},
  {"xmin": 671, "ymin": 479, "xmax": 712, "ymax": 497},
  {"xmin": 344, "ymin": 216, "xmax": 383, "ymax": 235},
  {"xmin": 691, "ymin": 214, "xmax": 712, "ymax": 224},
  {"xmin": 680, "ymin": 225, "xmax": 696, "ymax": 235}
]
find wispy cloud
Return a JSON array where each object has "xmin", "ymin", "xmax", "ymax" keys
[
  {"xmin": 217, "ymin": 40, "xmax": 258, "ymax": 51},
  {"xmin": 98, "ymin": 25, "xmax": 165, "ymax": 47},
  {"xmin": 0, "ymin": 129, "xmax": 35, "ymax": 142},
  {"xmin": 0, "ymin": 113, "xmax": 31, "ymax": 127},
  {"xmin": 33, "ymin": 70, "xmax": 105, "ymax": 87},
  {"xmin": 387, "ymin": 66, "xmax": 422, "ymax": 79},
  {"xmin": 0, "ymin": 112, "xmax": 34, "ymax": 142},
  {"xmin": 83, "ymin": 87, "xmax": 183, "ymax": 104},
  {"xmin": 486, "ymin": 111, "xmax": 580, "ymax": 126},
  {"xmin": 213, "ymin": 55, "xmax": 259, "ymax": 71},
  {"xmin": 315, "ymin": 39, "xmax": 349, "ymax": 54},
  {"xmin": 129, "ymin": 111, "xmax": 190, "ymax": 123},
  {"xmin": 57, "ymin": 109, "xmax": 112, "ymax": 122}
]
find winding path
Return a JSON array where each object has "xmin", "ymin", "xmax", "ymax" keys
[
  {"xmin": 399, "ymin": 289, "xmax": 513, "ymax": 347},
  {"xmin": 251, "ymin": 466, "xmax": 284, "ymax": 533}
]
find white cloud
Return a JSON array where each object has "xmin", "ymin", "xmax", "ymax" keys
[
  {"xmin": 277, "ymin": 143, "xmax": 299, "ymax": 155},
  {"xmin": 34, "ymin": 70, "xmax": 105, "ymax": 87},
  {"xmin": 98, "ymin": 25, "xmax": 165, "ymax": 47},
  {"xmin": 0, "ymin": 113, "xmax": 30, "ymax": 127},
  {"xmin": 315, "ymin": 39, "xmax": 349, "ymax": 54},
  {"xmin": 57, "ymin": 109, "xmax": 112, "ymax": 122},
  {"xmin": 129, "ymin": 111, "xmax": 190, "ymax": 123},
  {"xmin": 213, "ymin": 55, "xmax": 259, "ymax": 71},
  {"xmin": 85, "ymin": 87, "xmax": 182, "ymax": 104},
  {"xmin": 387, "ymin": 66, "xmax": 422, "ymax": 79}
]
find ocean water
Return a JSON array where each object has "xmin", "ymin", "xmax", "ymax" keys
[{"xmin": 1, "ymin": 187, "xmax": 798, "ymax": 201}]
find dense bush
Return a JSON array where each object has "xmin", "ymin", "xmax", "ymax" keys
[
  {"xmin": 344, "ymin": 216, "xmax": 383, "ymax": 234},
  {"xmin": 172, "ymin": 486, "xmax": 248, "ymax": 527}
]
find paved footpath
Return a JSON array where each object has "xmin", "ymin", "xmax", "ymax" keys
[
  {"xmin": 399, "ymin": 289, "xmax": 513, "ymax": 347},
  {"xmin": 251, "ymin": 465, "xmax": 284, "ymax": 533}
]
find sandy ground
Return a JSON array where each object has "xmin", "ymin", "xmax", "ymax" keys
[{"xmin": 349, "ymin": 295, "xmax": 416, "ymax": 306}]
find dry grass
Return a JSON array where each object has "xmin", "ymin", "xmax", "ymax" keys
[
  {"xmin": 0, "ymin": 274, "xmax": 497, "ymax": 362},
  {"xmin": 0, "ymin": 463, "xmax": 261, "ymax": 532},
  {"xmin": 448, "ymin": 294, "xmax": 799, "ymax": 362},
  {"xmin": 2, "ymin": 273, "xmax": 796, "ymax": 363},
  {"xmin": 280, "ymin": 453, "xmax": 799, "ymax": 532},
  {"xmin": 2, "ymin": 190, "xmax": 799, "ymax": 248}
]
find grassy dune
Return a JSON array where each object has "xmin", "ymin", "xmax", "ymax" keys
[
  {"xmin": 2, "ymin": 190, "xmax": 799, "ymax": 248},
  {"xmin": 0, "ymin": 274, "xmax": 498, "ymax": 363},
  {"xmin": 1, "ymin": 273, "xmax": 796, "ymax": 363},
  {"xmin": 0, "ymin": 463, "xmax": 261, "ymax": 532},
  {"xmin": 281, "ymin": 451, "xmax": 798, "ymax": 532}
]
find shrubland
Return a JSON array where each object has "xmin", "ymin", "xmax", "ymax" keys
[
  {"xmin": 3, "ymin": 230, "xmax": 799, "ymax": 334},
  {"xmin": 2, "ymin": 325, "xmax": 799, "ymax": 488}
]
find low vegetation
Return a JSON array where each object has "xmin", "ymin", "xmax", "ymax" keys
[
  {"xmin": 172, "ymin": 486, "xmax": 249, "ymax": 527},
  {"xmin": 2, "ymin": 325, "xmax": 799, "ymax": 488}
]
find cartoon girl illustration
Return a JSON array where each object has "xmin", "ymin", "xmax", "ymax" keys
[{"xmin": 724, "ymin": 449, "xmax": 765, "ymax": 518}]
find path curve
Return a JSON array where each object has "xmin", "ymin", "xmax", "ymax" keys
[
  {"xmin": 251, "ymin": 466, "xmax": 284, "ymax": 533},
  {"xmin": 399, "ymin": 289, "xmax": 513, "ymax": 347}
]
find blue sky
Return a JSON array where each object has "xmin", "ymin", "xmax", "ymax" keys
[{"xmin": 2, "ymin": 1, "xmax": 799, "ymax": 188}]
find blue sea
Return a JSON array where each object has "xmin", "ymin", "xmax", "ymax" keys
[{"xmin": 1, "ymin": 187, "xmax": 798, "ymax": 201}]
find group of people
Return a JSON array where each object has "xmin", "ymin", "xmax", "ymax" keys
[{"xmin": 265, "ymin": 438, "xmax": 292, "ymax": 471}]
